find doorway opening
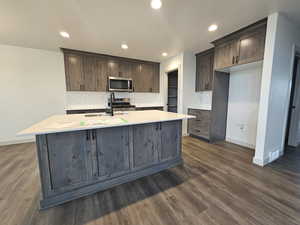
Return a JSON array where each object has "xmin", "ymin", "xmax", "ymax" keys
[
  {"xmin": 270, "ymin": 52, "xmax": 300, "ymax": 173},
  {"xmin": 285, "ymin": 54, "xmax": 300, "ymax": 148},
  {"xmin": 167, "ymin": 70, "xmax": 178, "ymax": 113}
]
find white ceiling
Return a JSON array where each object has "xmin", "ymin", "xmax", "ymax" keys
[{"xmin": 0, "ymin": 0, "xmax": 300, "ymax": 62}]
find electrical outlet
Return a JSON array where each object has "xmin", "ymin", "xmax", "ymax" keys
[
  {"xmin": 269, "ymin": 151, "xmax": 280, "ymax": 162},
  {"xmin": 237, "ymin": 123, "xmax": 245, "ymax": 132}
]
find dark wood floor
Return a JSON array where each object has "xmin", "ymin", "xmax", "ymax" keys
[{"xmin": 0, "ymin": 136, "xmax": 300, "ymax": 225}]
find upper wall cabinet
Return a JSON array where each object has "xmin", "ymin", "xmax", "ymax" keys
[
  {"xmin": 195, "ymin": 48, "xmax": 214, "ymax": 91},
  {"xmin": 237, "ymin": 27, "xmax": 266, "ymax": 65},
  {"xmin": 214, "ymin": 39, "xmax": 238, "ymax": 70},
  {"xmin": 62, "ymin": 48, "xmax": 160, "ymax": 93},
  {"xmin": 212, "ymin": 18, "xmax": 267, "ymax": 71},
  {"xmin": 133, "ymin": 62, "xmax": 160, "ymax": 93},
  {"xmin": 64, "ymin": 53, "xmax": 85, "ymax": 91}
]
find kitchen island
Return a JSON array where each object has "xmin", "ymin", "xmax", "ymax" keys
[{"xmin": 19, "ymin": 110, "xmax": 194, "ymax": 209}]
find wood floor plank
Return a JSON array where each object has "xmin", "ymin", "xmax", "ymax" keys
[{"xmin": 0, "ymin": 137, "xmax": 299, "ymax": 225}]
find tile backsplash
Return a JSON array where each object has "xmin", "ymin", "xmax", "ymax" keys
[{"xmin": 65, "ymin": 92, "xmax": 164, "ymax": 110}]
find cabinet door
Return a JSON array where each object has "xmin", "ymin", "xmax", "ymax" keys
[
  {"xmin": 95, "ymin": 56, "xmax": 108, "ymax": 91},
  {"xmin": 143, "ymin": 63, "xmax": 155, "ymax": 92},
  {"xmin": 237, "ymin": 27, "xmax": 266, "ymax": 65},
  {"xmin": 188, "ymin": 109, "xmax": 211, "ymax": 140},
  {"xmin": 95, "ymin": 126, "xmax": 130, "ymax": 179},
  {"xmin": 119, "ymin": 60, "xmax": 133, "ymax": 78},
  {"xmin": 132, "ymin": 63, "xmax": 144, "ymax": 92},
  {"xmin": 160, "ymin": 121, "xmax": 181, "ymax": 162},
  {"xmin": 64, "ymin": 53, "xmax": 84, "ymax": 91},
  {"xmin": 46, "ymin": 131, "xmax": 91, "ymax": 192},
  {"xmin": 196, "ymin": 51, "xmax": 214, "ymax": 91},
  {"xmin": 83, "ymin": 55, "xmax": 98, "ymax": 91},
  {"xmin": 152, "ymin": 63, "xmax": 160, "ymax": 92},
  {"xmin": 132, "ymin": 123, "xmax": 160, "ymax": 169},
  {"xmin": 83, "ymin": 55, "xmax": 108, "ymax": 92},
  {"xmin": 214, "ymin": 39, "xmax": 238, "ymax": 70},
  {"xmin": 132, "ymin": 63, "xmax": 157, "ymax": 92},
  {"xmin": 107, "ymin": 57, "xmax": 120, "ymax": 77}
]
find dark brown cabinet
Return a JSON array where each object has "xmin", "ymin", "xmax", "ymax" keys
[
  {"xmin": 107, "ymin": 57, "xmax": 120, "ymax": 77},
  {"xmin": 119, "ymin": 60, "xmax": 133, "ymax": 78},
  {"xmin": 160, "ymin": 121, "xmax": 181, "ymax": 161},
  {"xmin": 212, "ymin": 19, "xmax": 267, "ymax": 70},
  {"xmin": 132, "ymin": 62, "xmax": 159, "ymax": 92},
  {"xmin": 62, "ymin": 48, "xmax": 160, "ymax": 93},
  {"xmin": 64, "ymin": 53, "xmax": 85, "ymax": 91},
  {"xmin": 195, "ymin": 48, "xmax": 214, "ymax": 91},
  {"xmin": 214, "ymin": 39, "xmax": 238, "ymax": 70},
  {"xmin": 237, "ymin": 27, "xmax": 266, "ymax": 65},
  {"xmin": 188, "ymin": 108, "xmax": 211, "ymax": 141},
  {"xmin": 36, "ymin": 120, "xmax": 182, "ymax": 209},
  {"xmin": 46, "ymin": 131, "xmax": 92, "ymax": 192},
  {"xmin": 95, "ymin": 126, "xmax": 130, "ymax": 179},
  {"xmin": 132, "ymin": 123, "xmax": 160, "ymax": 169},
  {"xmin": 83, "ymin": 55, "xmax": 108, "ymax": 92}
]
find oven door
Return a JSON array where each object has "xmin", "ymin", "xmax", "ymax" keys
[{"xmin": 108, "ymin": 77, "xmax": 133, "ymax": 92}]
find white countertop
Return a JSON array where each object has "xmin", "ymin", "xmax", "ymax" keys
[
  {"xmin": 18, "ymin": 110, "xmax": 195, "ymax": 136},
  {"xmin": 64, "ymin": 104, "xmax": 164, "ymax": 111}
]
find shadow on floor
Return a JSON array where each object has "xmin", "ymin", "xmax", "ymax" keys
[
  {"xmin": 23, "ymin": 166, "xmax": 189, "ymax": 225},
  {"xmin": 269, "ymin": 146, "xmax": 300, "ymax": 174}
]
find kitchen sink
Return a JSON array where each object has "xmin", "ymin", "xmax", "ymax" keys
[{"xmin": 84, "ymin": 111, "xmax": 128, "ymax": 117}]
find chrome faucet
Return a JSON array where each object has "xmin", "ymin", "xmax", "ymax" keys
[{"xmin": 109, "ymin": 92, "xmax": 115, "ymax": 116}]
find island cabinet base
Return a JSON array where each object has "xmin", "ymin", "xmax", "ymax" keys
[{"xmin": 35, "ymin": 120, "xmax": 182, "ymax": 209}]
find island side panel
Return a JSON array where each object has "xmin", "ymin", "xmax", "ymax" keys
[
  {"xmin": 160, "ymin": 120, "xmax": 182, "ymax": 162},
  {"xmin": 36, "ymin": 134, "xmax": 53, "ymax": 198}
]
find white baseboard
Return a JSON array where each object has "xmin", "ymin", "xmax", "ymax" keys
[
  {"xmin": 0, "ymin": 138, "xmax": 35, "ymax": 146},
  {"xmin": 252, "ymin": 147, "xmax": 284, "ymax": 167},
  {"xmin": 225, "ymin": 137, "xmax": 255, "ymax": 149}
]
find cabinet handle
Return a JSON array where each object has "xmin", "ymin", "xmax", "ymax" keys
[
  {"xmin": 232, "ymin": 56, "xmax": 235, "ymax": 64},
  {"xmin": 80, "ymin": 84, "xmax": 85, "ymax": 91},
  {"xmin": 86, "ymin": 131, "xmax": 90, "ymax": 141},
  {"xmin": 236, "ymin": 55, "xmax": 239, "ymax": 64},
  {"xmin": 92, "ymin": 130, "xmax": 96, "ymax": 140}
]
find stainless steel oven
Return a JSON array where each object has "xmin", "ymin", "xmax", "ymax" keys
[{"xmin": 108, "ymin": 76, "xmax": 133, "ymax": 92}]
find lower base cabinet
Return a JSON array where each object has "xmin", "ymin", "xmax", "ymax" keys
[
  {"xmin": 96, "ymin": 126, "xmax": 131, "ymax": 179},
  {"xmin": 36, "ymin": 120, "xmax": 182, "ymax": 209},
  {"xmin": 188, "ymin": 108, "xmax": 211, "ymax": 141}
]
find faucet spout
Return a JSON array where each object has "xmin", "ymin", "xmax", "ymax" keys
[{"xmin": 110, "ymin": 92, "xmax": 115, "ymax": 116}]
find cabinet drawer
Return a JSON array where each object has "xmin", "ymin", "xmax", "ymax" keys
[
  {"xmin": 189, "ymin": 128, "xmax": 210, "ymax": 140},
  {"xmin": 188, "ymin": 108, "xmax": 211, "ymax": 140}
]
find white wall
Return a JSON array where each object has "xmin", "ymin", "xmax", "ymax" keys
[
  {"xmin": 226, "ymin": 65, "xmax": 262, "ymax": 149},
  {"xmin": 182, "ymin": 52, "xmax": 212, "ymax": 112},
  {"xmin": 254, "ymin": 13, "xmax": 300, "ymax": 166},
  {"xmin": 0, "ymin": 45, "xmax": 66, "ymax": 145},
  {"xmin": 159, "ymin": 52, "xmax": 213, "ymax": 135},
  {"xmin": 160, "ymin": 53, "xmax": 184, "ymax": 113}
]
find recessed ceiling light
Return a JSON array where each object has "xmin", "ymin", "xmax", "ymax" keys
[
  {"xmin": 59, "ymin": 31, "xmax": 70, "ymax": 38},
  {"xmin": 208, "ymin": 24, "xmax": 218, "ymax": 32},
  {"xmin": 162, "ymin": 52, "xmax": 168, "ymax": 57},
  {"xmin": 151, "ymin": 0, "xmax": 162, "ymax": 9},
  {"xmin": 121, "ymin": 43, "xmax": 128, "ymax": 50}
]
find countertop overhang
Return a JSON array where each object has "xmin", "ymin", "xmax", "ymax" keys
[{"xmin": 18, "ymin": 110, "xmax": 195, "ymax": 136}]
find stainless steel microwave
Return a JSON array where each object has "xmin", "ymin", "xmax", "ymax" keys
[{"xmin": 108, "ymin": 76, "xmax": 133, "ymax": 92}]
